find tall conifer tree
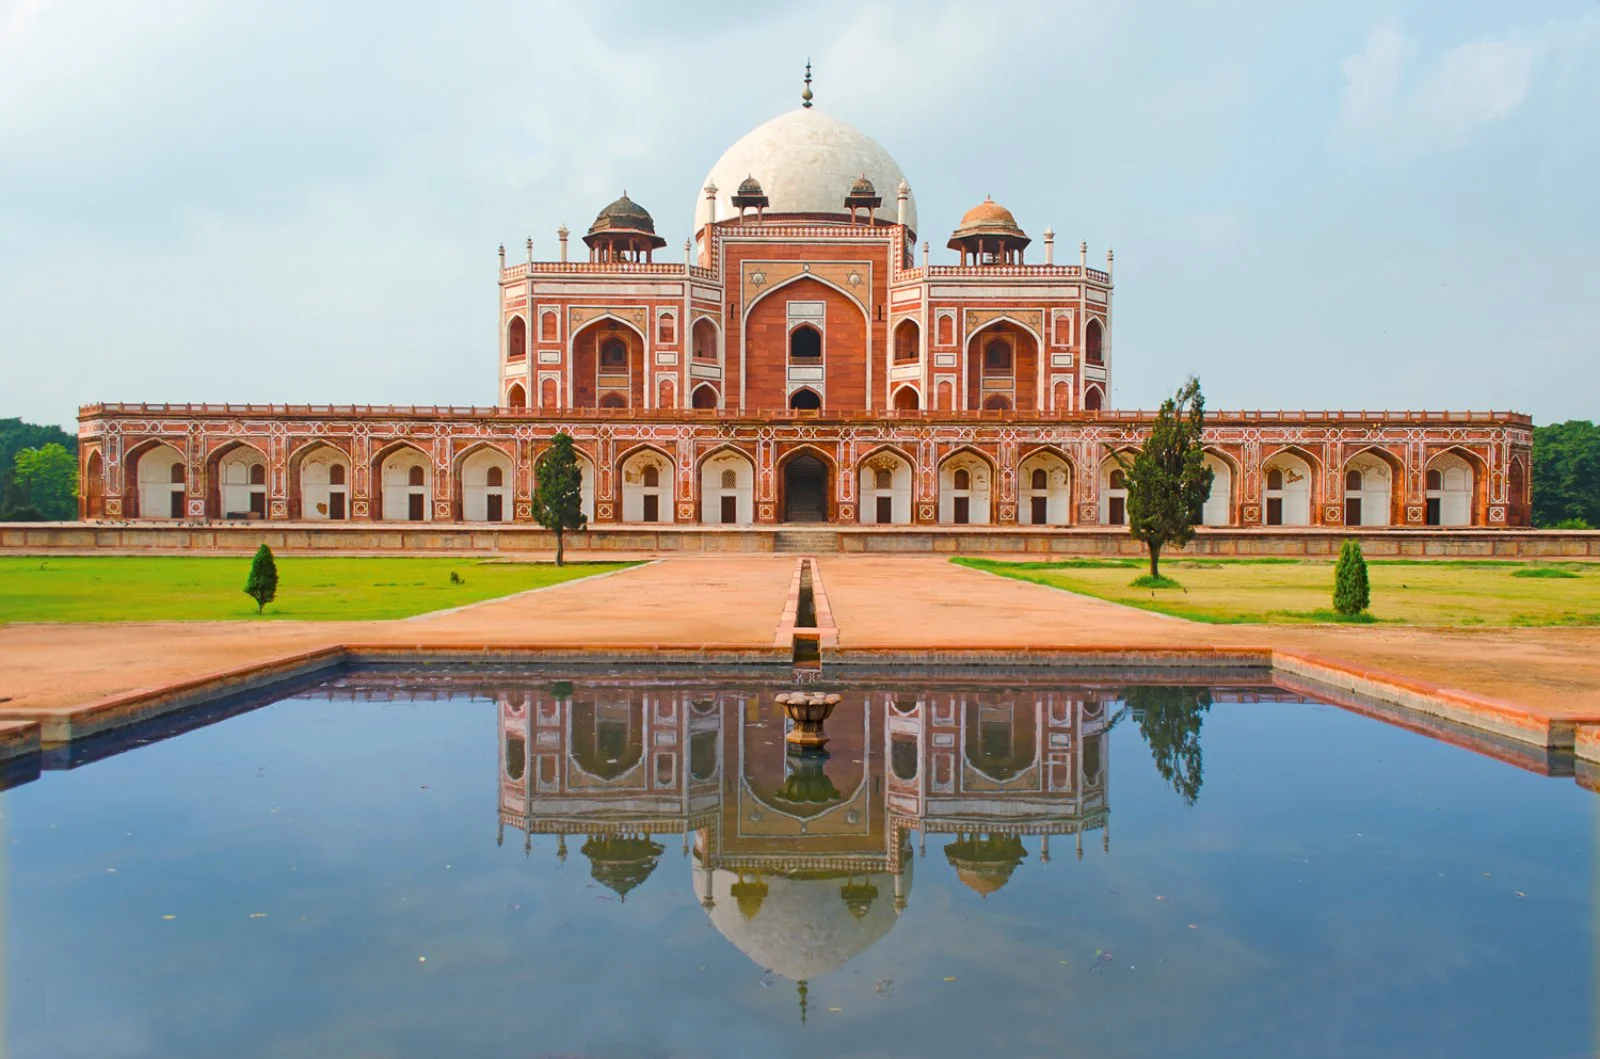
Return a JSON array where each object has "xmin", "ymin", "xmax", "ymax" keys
[
  {"xmin": 1118, "ymin": 377, "xmax": 1213, "ymax": 580},
  {"xmin": 534, "ymin": 432, "xmax": 587, "ymax": 567}
]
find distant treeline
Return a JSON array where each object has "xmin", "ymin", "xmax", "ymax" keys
[
  {"xmin": 1, "ymin": 418, "xmax": 78, "ymax": 521},
  {"xmin": 1532, "ymin": 421, "xmax": 1600, "ymax": 529},
  {"xmin": 0, "ymin": 417, "xmax": 1596, "ymax": 526}
]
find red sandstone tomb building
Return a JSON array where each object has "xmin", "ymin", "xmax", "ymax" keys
[{"xmin": 77, "ymin": 75, "xmax": 1532, "ymax": 534}]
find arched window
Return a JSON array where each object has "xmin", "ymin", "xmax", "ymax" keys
[
  {"xmin": 790, "ymin": 325, "xmax": 821, "ymax": 360},
  {"xmin": 642, "ymin": 465, "xmax": 660, "ymax": 488},
  {"xmin": 1085, "ymin": 319, "xmax": 1104, "ymax": 364},
  {"xmin": 692, "ymin": 319, "xmax": 717, "ymax": 361},
  {"xmin": 789, "ymin": 388, "xmax": 822, "ymax": 410},
  {"xmin": 507, "ymin": 383, "xmax": 526, "ymax": 409},
  {"xmin": 1053, "ymin": 313, "xmax": 1070, "ymax": 346},
  {"xmin": 169, "ymin": 462, "xmax": 185, "ymax": 484},
  {"xmin": 874, "ymin": 468, "xmax": 892, "ymax": 490},
  {"xmin": 599, "ymin": 392, "xmax": 626, "ymax": 409},
  {"xmin": 982, "ymin": 394, "xmax": 1012, "ymax": 411},
  {"xmin": 506, "ymin": 316, "xmax": 526, "ymax": 360},
  {"xmin": 984, "ymin": 339, "xmax": 1011, "ymax": 371},
  {"xmin": 954, "ymin": 468, "xmax": 971, "ymax": 490},
  {"xmin": 893, "ymin": 386, "xmax": 919, "ymax": 410},
  {"xmin": 894, "ymin": 321, "xmax": 918, "ymax": 362},
  {"xmin": 1267, "ymin": 468, "xmax": 1284, "ymax": 491},
  {"xmin": 1345, "ymin": 469, "xmax": 1363, "ymax": 491},
  {"xmin": 600, "ymin": 337, "xmax": 627, "ymax": 370},
  {"xmin": 937, "ymin": 314, "xmax": 954, "ymax": 346},
  {"xmin": 1109, "ymin": 469, "xmax": 1127, "ymax": 490},
  {"xmin": 657, "ymin": 313, "xmax": 676, "ymax": 345},
  {"xmin": 720, "ymin": 469, "xmax": 738, "ymax": 489},
  {"xmin": 540, "ymin": 312, "xmax": 558, "ymax": 342},
  {"xmin": 691, "ymin": 385, "xmax": 718, "ymax": 410},
  {"xmin": 1084, "ymin": 387, "xmax": 1103, "ymax": 411},
  {"xmin": 329, "ymin": 464, "xmax": 346, "ymax": 486},
  {"xmin": 249, "ymin": 463, "xmax": 266, "ymax": 486},
  {"xmin": 1426, "ymin": 469, "xmax": 1442, "ymax": 491},
  {"xmin": 1032, "ymin": 468, "xmax": 1047, "ymax": 490},
  {"xmin": 487, "ymin": 466, "xmax": 503, "ymax": 488},
  {"xmin": 408, "ymin": 465, "xmax": 425, "ymax": 487}
]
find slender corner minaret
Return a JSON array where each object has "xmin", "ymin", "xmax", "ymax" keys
[
  {"xmin": 557, "ymin": 225, "xmax": 569, "ymax": 263},
  {"xmin": 1043, "ymin": 226, "xmax": 1055, "ymax": 265},
  {"xmin": 896, "ymin": 178, "xmax": 910, "ymax": 227}
]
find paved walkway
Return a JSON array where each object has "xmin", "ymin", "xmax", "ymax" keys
[
  {"xmin": 3, "ymin": 553, "xmax": 1598, "ymax": 735},
  {"xmin": 815, "ymin": 555, "xmax": 1600, "ymax": 716},
  {"xmin": 0, "ymin": 557, "xmax": 795, "ymax": 722}
]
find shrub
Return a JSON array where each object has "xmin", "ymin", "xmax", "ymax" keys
[
  {"xmin": 1130, "ymin": 574, "xmax": 1182, "ymax": 589},
  {"xmin": 244, "ymin": 544, "xmax": 279, "ymax": 614},
  {"xmin": 1333, "ymin": 539, "xmax": 1370, "ymax": 616},
  {"xmin": 1512, "ymin": 566, "xmax": 1580, "ymax": 579},
  {"xmin": 1549, "ymin": 517, "xmax": 1592, "ymax": 530}
]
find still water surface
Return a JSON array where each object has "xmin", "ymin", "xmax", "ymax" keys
[{"xmin": 4, "ymin": 667, "xmax": 1594, "ymax": 1058}]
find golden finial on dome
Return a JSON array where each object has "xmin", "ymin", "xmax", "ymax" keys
[{"xmin": 802, "ymin": 59, "xmax": 813, "ymax": 108}]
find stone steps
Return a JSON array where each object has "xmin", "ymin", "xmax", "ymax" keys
[{"xmin": 773, "ymin": 529, "xmax": 840, "ymax": 553}]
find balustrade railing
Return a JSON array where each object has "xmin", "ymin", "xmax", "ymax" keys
[{"xmin": 79, "ymin": 402, "xmax": 1532, "ymax": 426}]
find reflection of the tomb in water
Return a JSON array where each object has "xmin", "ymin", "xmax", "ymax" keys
[{"xmin": 492, "ymin": 680, "xmax": 1138, "ymax": 1000}]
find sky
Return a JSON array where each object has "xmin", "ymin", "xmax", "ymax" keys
[{"xmin": 1, "ymin": 0, "xmax": 1596, "ymax": 431}]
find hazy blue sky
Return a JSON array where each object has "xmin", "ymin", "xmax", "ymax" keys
[{"xmin": 2, "ymin": 0, "xmax": 1595, "ymax": 430}]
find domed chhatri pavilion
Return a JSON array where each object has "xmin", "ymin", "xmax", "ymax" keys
[{"xmin": 78, "ymin": 71, "xmax": 1532, "ymax": 532}]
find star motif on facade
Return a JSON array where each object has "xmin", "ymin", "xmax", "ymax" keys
[
  {"xmin": 749, "ymin": 270, "xmax": 766, "ymax": 287},
  {"xmin": 847, "ymin": 270, "xmax": 862, "ymax": 286}
]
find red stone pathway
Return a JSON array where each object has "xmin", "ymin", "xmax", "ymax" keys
[{"xmin": 2, "ymin": 553, "xmax": 1598, "ymax": 742}]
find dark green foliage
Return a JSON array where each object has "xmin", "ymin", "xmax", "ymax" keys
[
  {"xmin": 8, "ymin": 443, "xmax": 78, "ymax": 520},
  {"xmin": 1117, "ymin": 378, "xmax": 1214, "ymax": 580},
  {"xmin": 1130, "ymin": 574, "xmax": 1181, "ymax": 589},
  {"xmin": 1532, "ymin": 421, "xmax": 1600, "ymax": 528},
  {"xmin": 449, "ymin": 570, "xmax": 464, "ymax": 585},
  {"xmin": 1124, "ymin": 685, "xmax": 1212, "ymax": 806},
  {"xmin": 533, "ymin": 432, "xmax": 587, "ymax": 566},
  {"xmin": 1, "ymin": 419, "xmax": 77, "ymax": 520},
  {"xmin": 1333, "ymin": 539, "xmax": 1371, "ymax": 615},
  {"xmin": 244, "ymin": 544, "xmax": 279, "ymax": 614}
]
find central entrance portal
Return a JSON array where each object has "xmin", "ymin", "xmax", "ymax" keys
[{"xmin": 783, "ymin": 455, "xmax": 829, "ymax": 522}]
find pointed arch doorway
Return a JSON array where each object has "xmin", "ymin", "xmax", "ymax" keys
[{"xmin": 782, "ymin": 454, "xmax": 829, "ymax": 523}]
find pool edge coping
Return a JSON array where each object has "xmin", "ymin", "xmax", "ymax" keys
[{"xmin": 6, "ymin": 641, "xmax": 1600, "ymax": 779}]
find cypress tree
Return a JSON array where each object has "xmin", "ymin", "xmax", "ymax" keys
[
  {"xmin": 1333, "ymin": 538, "xmax": 1370, "ymax": 616},
  {"xmin": 1118, "ymin": 377, "xmax": 1214, "ymax": 580},
  {"xmin": 534, "ymin": 432, "xmax": 587, "ymax": 567},
  {"xmin": 244, "ymin": 543, "xmax": 279, "ymax": 614}
]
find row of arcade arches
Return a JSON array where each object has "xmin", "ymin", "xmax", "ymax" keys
[{"xmin": 117, "ymin": 440, "xmax": 1499, "ymax": 528}]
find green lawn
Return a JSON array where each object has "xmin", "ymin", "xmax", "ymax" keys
[
  {"xmin": 0, "ymin": 556, "xmax": 638, "ymax": 623},
  {"xmin": 954, "ymin": 556, "xmax": 1600, "ymax": 626}
]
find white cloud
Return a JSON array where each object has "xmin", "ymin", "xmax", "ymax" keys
[{"xmin": 1335, "ymin": 21, "xmax": 1537, "ymax": 153}]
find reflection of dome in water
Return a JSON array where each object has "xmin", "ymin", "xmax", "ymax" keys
[
  {"xmin": 694, "ymin": 860, "xmax": 912, "ymax": 981},
  {"xmin": 582, "ymin": 834, "xmax": 664, "ymax": 900},
  {"xmin": 944, "ymin": 834, "xmax": 1028, "ymax": 896}
]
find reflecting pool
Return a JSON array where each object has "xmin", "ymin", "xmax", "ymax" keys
[{"xmin": 4, "ymin": 667, "xmax": 1594, "ymax": 1058}]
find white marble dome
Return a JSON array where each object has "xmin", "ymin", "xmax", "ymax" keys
[
  {"xmin": 694, "ymin": 862, "xmax": 910, "ymax": 981},
  {"xmin": 694, "ymin": 108, "xmax": 916, "ymax": 234}
]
